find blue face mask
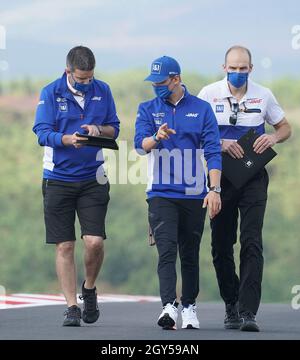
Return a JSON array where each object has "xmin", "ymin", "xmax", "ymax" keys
[
  {"xmin": 227, "ymin": 72, "xmax": 248, "ymax": 88},
  {"xmin": 153, "ymin": 84, "xmax": 173, "ymax": 99},
  {"xmin": 74, "ymin": 81, "xmax": 93, "ymax": 94},
  {"xmin": 71, "ymin": 74, "xmax": 94, "ymax": 94}
]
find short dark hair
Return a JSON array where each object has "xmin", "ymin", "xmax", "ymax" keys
[
  {"xmin": 225, "ymin": 45, "xmax": 252, "ymax": 65},
  {"xmin": 66, "ymin": 46, "xmax": 96, "ymax": 72}
]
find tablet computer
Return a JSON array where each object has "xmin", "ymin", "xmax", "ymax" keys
[{"xmin": 76, "ymin": 133, "xmax": 119, "ymax": 150}]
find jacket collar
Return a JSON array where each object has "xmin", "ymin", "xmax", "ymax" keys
[
  {"xmin": 55, "ymin": 72, "xmax": 95, "ymax": 104},
  {"xmin": 162, "ymin": 84, "xmax": 189, "ymax": 107}
]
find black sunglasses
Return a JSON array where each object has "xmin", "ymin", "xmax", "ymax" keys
[
  {"xmin": 228, "ymin": 97, "xmax": 263, "ymax": 125},
  {"xmin": 229, "ymin": 101, "xmax": 239, "ymax": 126}
]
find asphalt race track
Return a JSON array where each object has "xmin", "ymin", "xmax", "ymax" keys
[{"xmin": 1, "ymin": 302, "xmax": 299, "ymax": 340}]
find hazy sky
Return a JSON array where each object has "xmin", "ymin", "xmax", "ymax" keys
[{"xmin": 0, "ymin": 0, "xmax": 299, "ymax": 80}]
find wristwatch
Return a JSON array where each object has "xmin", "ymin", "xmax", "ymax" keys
[
  {"xmin": 152, "ymin": 132, "xmax": 160, "ymax": 143},
  {"xmin": 209, "ymin": 186, "xmax": 221, "ymax": 194}
]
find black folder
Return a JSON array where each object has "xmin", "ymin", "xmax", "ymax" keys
[
  {"xmin": 76, "ymin": 134, "xmax": 119, "ymax": 150},
  {"xmin": 222, "ymin": 129, "xmax": 277, "ymax": 189}
]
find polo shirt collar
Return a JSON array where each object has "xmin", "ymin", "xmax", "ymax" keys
[{"xmin": 220, "ymin": 76, "xmax": 256, "ymax": 101}]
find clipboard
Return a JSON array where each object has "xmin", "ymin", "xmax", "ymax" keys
[
  {"xmin": 76, "ymin": 134, "xmax": 119, "ymax": 150},
  {"xmin": 222, "ymin": 129, "xmax": 277, "ymax": 189}
]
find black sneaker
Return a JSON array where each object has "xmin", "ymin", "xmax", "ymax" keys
[
  {"xmin": 240, "ymin": 311, "xmax": 260, "ymax": 332},
  {"xmin": 79, "ymin": 281, "xmax": 100, "ymax": 324},
  {"xmin": 63, "ymin": 305, "xmax": 81, "ymax": 327},
  {"xmin": 224, "ymin": 303, "xmax": 241, "ymax": 329}
]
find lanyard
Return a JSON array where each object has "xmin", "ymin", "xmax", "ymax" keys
[
  {"xmin": 227, "ymin": 97, "xmax": 262, "ymax": 114},
  {"xmin": 227, "ymin": 97, "xmax": 239, "ymax": 113}
]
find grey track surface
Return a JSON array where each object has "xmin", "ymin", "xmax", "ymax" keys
[{"xmin": 1, "ymin": 302, "xmax": 299, "ymax": 340}]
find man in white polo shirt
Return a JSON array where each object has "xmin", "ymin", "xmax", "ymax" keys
[{"xmin": 198, "ymin": 45, "xmax": 291, "ymax": 332}]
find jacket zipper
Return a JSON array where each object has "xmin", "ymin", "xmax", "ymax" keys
[
  {"xmin": 67, "ymin": 95, "xmax": 85, "ymax": 120},
  {"xmin": 172, "ymin": 107, "xmax": 176, "ymax": 130}
]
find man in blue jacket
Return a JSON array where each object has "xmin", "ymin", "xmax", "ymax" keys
[
  {"xmin": 33, "ymin": 46, "xmax": 120, "ymax": 327},
  {"xmin": 134, "ymin": 56, "xmax": 222, "ymax": 330}
]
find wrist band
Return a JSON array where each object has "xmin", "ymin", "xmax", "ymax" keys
[{"xmin": 152, "ymin": 132, "xmax": 160, "ymax": 143}]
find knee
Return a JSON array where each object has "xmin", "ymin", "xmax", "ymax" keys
[
  {"xmin": 211, "ymin": 245, "xmax": 234, "ymax": 263},
  {"xmin": 158, "ymin": 247, "xmax": 177, "ymax": 264},
  {"xmin": 84, "ymin": 236, "xmax": 104, "ymax": 253},
  {"xmin": 56, "ymin": 241, "xmax": 75, "ymax": 257},
  {"xmin": 241, "ymin": 241, "xmax": 263, "ymax": 258}
]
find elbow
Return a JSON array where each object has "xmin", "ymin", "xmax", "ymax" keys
[
  {"xmin": 113, "ymin": 127, "xmax": 120, "ymax": 139},
  {"xmin": 208, "ymin": 162, "xmax": 222, "ymax": 172},
  {"xmin": 279, "ymin": 123, "xmax": 292, "ymax": 142},
  {"xmin": 134, "ymin": 139, "xmax": 147, "ymax": 155},
  {"xmin": 134, "ymin": 137, "xmax": 142, "ymax": 151},
  {"xmin": 37, "ymin": 135, "xmax": 45, "ymax": 147},
  {"xmin": 34, "ymin": 128, "xmax": 48, "ymax": 147},
  {"xmin": 206, "ymin": 153, "xmax": 222, "ymax": 172},
  {"xmin": 33, "ymin": 128, "xmax": 43, "ymax": 146},
  {"xmin": 136, "ymin": 148, "xmax": 147, "ymax": 155},
  {"xmin": 277, "ymin": 119, "xmax": 292, "ymax": 142}
]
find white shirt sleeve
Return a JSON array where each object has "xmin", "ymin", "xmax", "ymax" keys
[
  {"xmin": 197, "ymin": 87, "xmax": 208, "ymax": 101},
  {"xmin": 264, "ymin": 89, "xmax": 285, "ymax": 125}
]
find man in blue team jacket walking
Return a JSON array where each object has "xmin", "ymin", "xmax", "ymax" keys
[
  {"xmin": 134, "ymin": 56, "xmax": 222, "ymax": 330},
  {"xmin": 33, "ymin": 46, "xmax": 120, "ymax": 327}
]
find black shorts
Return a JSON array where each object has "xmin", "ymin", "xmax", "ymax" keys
[{"xmin": 42, "ymin": 178, "xmax": 110, "ymax": 244}]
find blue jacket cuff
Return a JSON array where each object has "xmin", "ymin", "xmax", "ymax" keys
[{"xmin": 207, "ymin": 160, "xmax": 222, "ymax": 172}]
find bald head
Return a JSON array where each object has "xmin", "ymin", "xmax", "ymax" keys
[
  {"xmin": 223, "ymin": 45, "xmax": 253, "ymax": 76},
  {"xmin": 225, "ymin": 46, "xmax": 252, "ymax": 65}
]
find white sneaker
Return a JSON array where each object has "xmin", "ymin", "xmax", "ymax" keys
[
  {"xmin": 157, "ymin": 303, "xmax": 178, "ymax": 330},
  {"xmin": 181, "ymin": 304, "xmax": 200, "ymax": 329}
]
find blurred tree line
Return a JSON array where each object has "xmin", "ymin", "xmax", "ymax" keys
[{"xmin": 0, "ymin": 71, "xmax": 299, "ymax": 303}]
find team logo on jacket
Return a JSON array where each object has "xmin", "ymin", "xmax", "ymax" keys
[
  {"xmin": 185, "ymin": 113, "xmax": 199, "ymax": 117},
  {"xmin": 152, "ymin": 112, "xmax": 165, "ymax": 118},
  {"xmin": 56, "ymin": 97, "xmax": 67, "ymax": 103},
  {"xmin": 152, "ymin": 112, "xmax": 165, "ymax": 125},
  {"xmin": 57, "ymin": 97, "xmax": 68, "ymax": 111},
  {"xmin": 59, "ymin": 103, "xmax": 68, "ymax": 112},
  {"xmin": 216, "ymin": 105, "xmax": 224, "ymax": 113}
]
